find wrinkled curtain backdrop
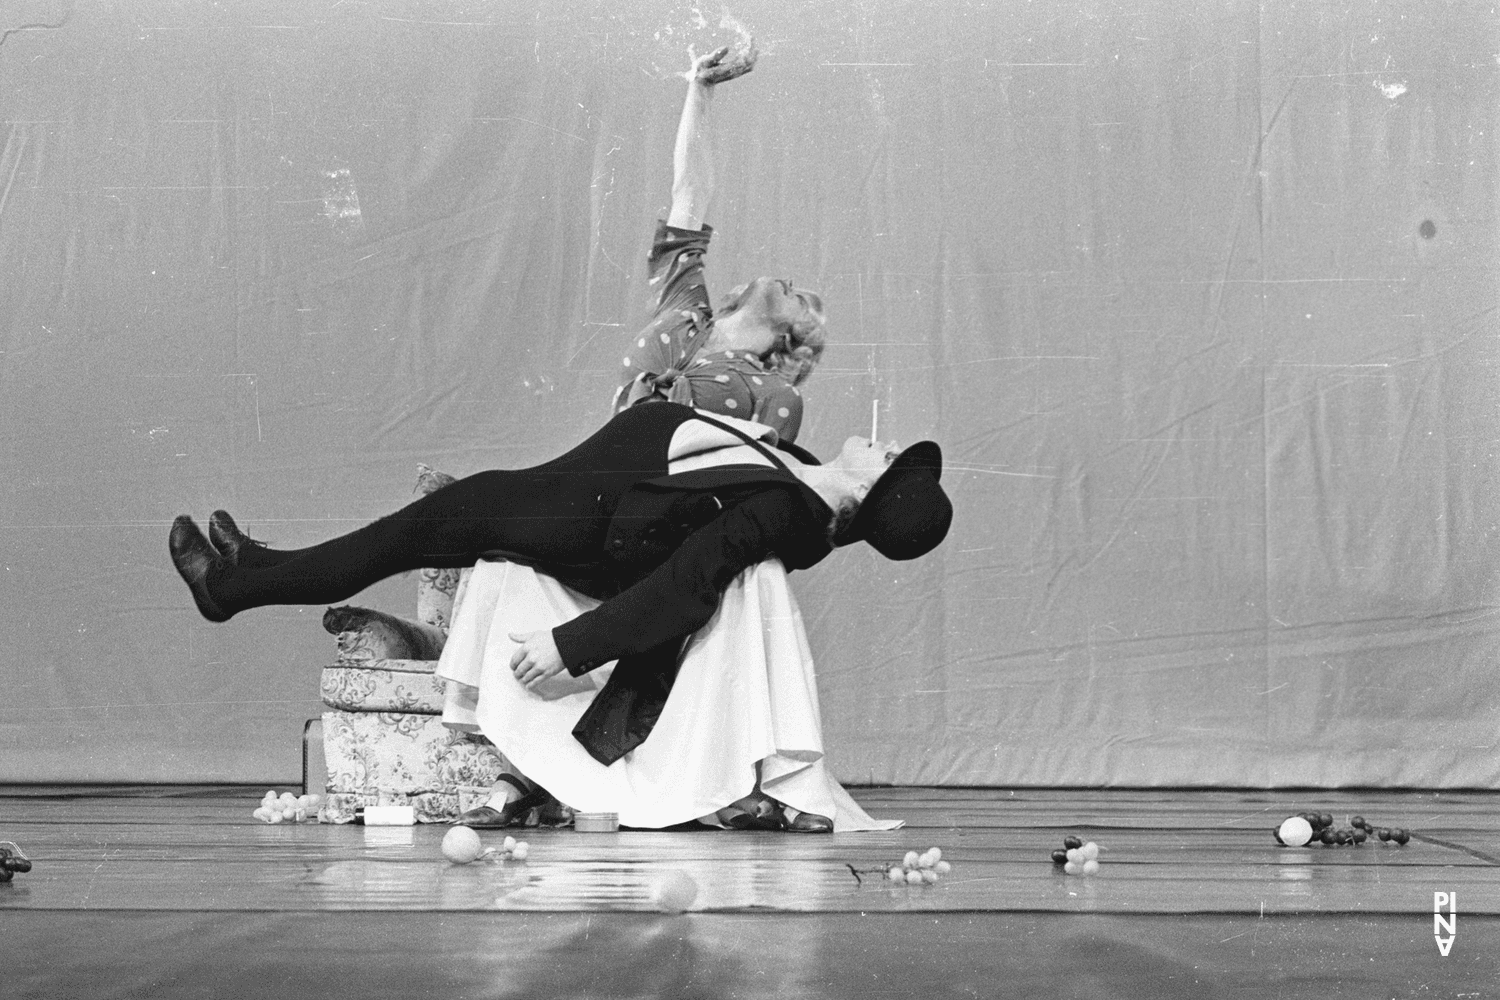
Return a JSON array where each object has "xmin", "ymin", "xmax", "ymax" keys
[{"xmin": 1, "ymin": 0, "xmax": 1495, "ymax": 786}]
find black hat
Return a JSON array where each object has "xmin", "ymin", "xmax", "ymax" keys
[{"xmin": 843, "ymin": 441, "xmax": 952, "ymax": 561}]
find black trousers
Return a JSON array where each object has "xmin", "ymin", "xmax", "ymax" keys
[{"xmin": 209, "ymin": 405, "xmax": 681, "ymax": 613}]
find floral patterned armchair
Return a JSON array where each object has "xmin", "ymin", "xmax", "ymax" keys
[{"xmin": 313, "ymin": 466, "xmax": 507, "ymax": 823}]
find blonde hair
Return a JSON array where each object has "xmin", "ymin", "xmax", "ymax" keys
[{"xmin": 763, "ymin": 290, "xmax": 826, "ymax": 386}]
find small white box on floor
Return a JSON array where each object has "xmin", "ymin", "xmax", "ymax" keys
[{"xmin": 360, "ymin": 805, "xmax": 416, "ymax": 826}]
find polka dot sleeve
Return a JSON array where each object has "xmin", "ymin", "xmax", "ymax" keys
[{"xmin": 617, "ymin": 222, "xmax": 715, "ymax": 404}]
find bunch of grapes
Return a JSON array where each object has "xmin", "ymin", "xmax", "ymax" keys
[
  {"xmin": 1273, "ymin": 811, "xmax": 1411, "ymax": 847},
  {"xmin": 882, "ymin": 847, "xmax": 953, "ymax": 886},
  {"xmin": 1049, "ymin": 835, "xmax": 1101, "ymax": 875},
  {"xmin": 0, "ymin": 842, "xmax": 31, "ymax": 883},
  {"xmin": 252, "ymin": 789, "xmax": 322, "ymax": 824},
  {"xmin": 495, "ymin": 835, "xmax": 530, "ymax": 861}
]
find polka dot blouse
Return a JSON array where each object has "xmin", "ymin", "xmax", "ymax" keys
[{"xmin": 613, "ymin": 221, "xmax": 804, "ymax": 443}]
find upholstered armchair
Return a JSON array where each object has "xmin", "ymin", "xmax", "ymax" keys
[{"xmin": 310, "ymin": 466, "xmax": 507, "ymax": 823}]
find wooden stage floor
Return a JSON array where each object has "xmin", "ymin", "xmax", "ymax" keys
[{"xmin": 4, "ymin": 785, "xmax": 1498, "ymax": 998}]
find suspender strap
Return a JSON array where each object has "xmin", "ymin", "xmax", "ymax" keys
[{"xmin": 686, "ymin": 412, "xmax": 791, "ymax": 473}]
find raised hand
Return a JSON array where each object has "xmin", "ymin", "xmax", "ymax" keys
[{"xmin": 686, "ymin": 36, "xmax": 758, "ymax": 85}]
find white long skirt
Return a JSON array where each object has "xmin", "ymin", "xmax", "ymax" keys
[{"xmin": 435, "ymin": 559, "xmax": 900, "ymax": 832}]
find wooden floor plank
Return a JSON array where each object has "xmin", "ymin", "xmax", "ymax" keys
[{"xmin": 7, "ymin": 910, "xmax": 1498, "ymax": 1000}]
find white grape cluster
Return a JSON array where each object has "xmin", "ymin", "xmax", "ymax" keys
[
  {"xmin": 252, "ymin": 790, "xmax": 322, "ymax": 824},
  {"xmin": 885, "ymin": 847, "xmax": 953, "ymax": 886},
  {"xmin": 1063, "ymin": 841, "xmax": 1100, "ymax": 875},
  {"xmin": 495, "ymin": 835, "xmax": 530, "ymax": 861}
]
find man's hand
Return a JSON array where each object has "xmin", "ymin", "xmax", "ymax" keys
[
  {"xmin": 510, "ymin": 630, "xmax": 566, "ymax": 689},
  {"xmin": 686, "ymin": 37, "xmax": 758, "ymax": 86}
]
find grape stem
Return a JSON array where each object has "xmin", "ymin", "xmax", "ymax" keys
[{"xmin": 847, "ymin": 863, "xmax": 902, "ymax": 885}]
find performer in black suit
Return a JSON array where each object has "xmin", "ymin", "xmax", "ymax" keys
[{"xmin": 169, "ymin": 400, "xmax": 951, "ymax": 765}]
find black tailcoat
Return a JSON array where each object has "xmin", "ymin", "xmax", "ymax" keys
[{"xmin": 470, "ymin": 402, "xmax": 834, "ymax": 764}]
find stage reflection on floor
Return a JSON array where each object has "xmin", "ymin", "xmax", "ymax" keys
[{"xmin": 3, "ymin": 786, "xmax": 1497, "ymax": 998}]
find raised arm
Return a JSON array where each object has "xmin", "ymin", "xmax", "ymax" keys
[{"xmin": 666, "ymin": 40, "xmax": 757, "ymax": 231}]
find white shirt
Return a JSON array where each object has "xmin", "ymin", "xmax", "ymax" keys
[{"xmin": 666, "ymin": 410, "xmax": 783, "ymax": 475}]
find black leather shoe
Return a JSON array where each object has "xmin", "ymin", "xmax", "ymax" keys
[
  {"xmin": 456, "ymin": 778, "xmax": 551, "ymax": 829},
  {"xmin": 786, "ymin": 811, "xmax": 833, "ymax": 834},
  {"xmin": 716, "ymin": 794, "xmax": 787, "ymax": 831},
  {"xmin": 169, "ymin": 515, "xmax": 232, "ymax": 622},
  {"xmin": 208, "ymin": 510, "xmax": 278, "ymax": 567}
]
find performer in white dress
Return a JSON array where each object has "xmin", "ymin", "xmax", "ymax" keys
[{"xmin": 438, "ymin": 412, "xmax": 902, "ymax": 832}]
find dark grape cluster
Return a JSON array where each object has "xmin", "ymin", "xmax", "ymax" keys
[
  {"xmin": 0, "ymin": 842, "xmax": 31, "ymax": 883},
  {"xmin": 1273, "ymin": 811, "xmax": 1411, "ymax": 847}
]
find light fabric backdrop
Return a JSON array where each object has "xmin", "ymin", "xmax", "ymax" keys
[{"xmin": 1, "ymin": 0, "xmax": 1496, "ymax": 786}]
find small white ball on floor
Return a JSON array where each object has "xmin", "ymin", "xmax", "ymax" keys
[
  {"xmin": 442, "ymin": 826, "xmax": 485, "ymax": 864},
  {"xmin": 1277, "ymin": 815, "xmax": 1314, "ymax": 848},
  {"xmin": 653, "ymin": 870, "xmax": 698, "ymax": 913}
]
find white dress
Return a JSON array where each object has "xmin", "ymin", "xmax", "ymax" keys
[{"xmin": 436, "ymin": 557, "xmax": 900, "ymax": 832}]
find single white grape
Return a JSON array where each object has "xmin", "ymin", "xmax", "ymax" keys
[
  {"xmin": 935, "ymin": 860, "xmax": 952, "ymax": 874},
  {"xmin": 905, "ymin": 869, "xmax": 924, "ymax": 885},
  {"xmin": 903, "ymin": 851, "xmax": 920, "ymax": 869},
  {"xmin": 1082, "ymin": 859, "xmax": 1100, "ymax": 875},
  {"xmin": 1080, "ymin": 842, "xmax": 1099, "ymax": 861},
  {"xmin": 1277, "ymin": 816, "xmax": 1314, "ymax": 848}
]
